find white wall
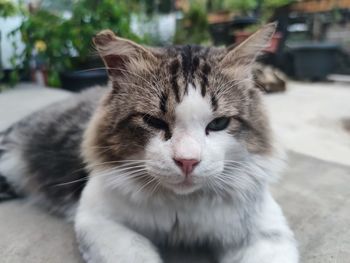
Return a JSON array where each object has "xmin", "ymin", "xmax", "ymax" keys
[
  {"xmin": 131, "ymin": 13, "xmax": 177, "ymax": 45},
  {"xmin": 0, "ymin": 16, "xmax": 24, "ymax": 69}
]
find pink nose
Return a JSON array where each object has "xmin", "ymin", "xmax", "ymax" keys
[{"xmin": 174, "ymin": 158, "xmax": 200, "ymax": 175}]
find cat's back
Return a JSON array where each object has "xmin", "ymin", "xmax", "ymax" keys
[{"xmin": 0, "ymin": 86, "xmax": 106, "ymax": 215}]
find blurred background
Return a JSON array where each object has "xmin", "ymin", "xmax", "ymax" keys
[
  {"xmin": 0, "ymin": 1, "xmax": 350, "ymax": 263},
  {"xmin": 1, "ymin": 0, "xmax": 350, "ymax": 89},
  {"xmin": 0, "ymin": 0, "xmax": 349, "ymax": 174}
]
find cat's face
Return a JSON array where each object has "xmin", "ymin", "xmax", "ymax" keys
[{"xmin": 84, "ymin": 24, "xmax": 278, "ymax": 197}]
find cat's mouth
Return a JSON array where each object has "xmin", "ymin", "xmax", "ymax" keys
[
  {"xmin": 147, "ymin": 167, "xmax": 206, "ymax": 194},
  {"xmin": 160, "ymin": 176, "xmax": 202, "ymax": 194},
  {"xmin": 171, "ymin": 177, "xmax": 194, "ymax": 187}
]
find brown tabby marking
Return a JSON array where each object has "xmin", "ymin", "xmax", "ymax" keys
[{"xmin": 83, "ymin": 25, "xmax": 276, "ymax": 171}]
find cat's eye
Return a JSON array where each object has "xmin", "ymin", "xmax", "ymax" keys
[
  {"xmin": 206, "ymin": 117, "xmax": 230, "ymax": 133},
  {"xmin": 143, "ymin": 115, "xmax": 169, "ymax": 130}
]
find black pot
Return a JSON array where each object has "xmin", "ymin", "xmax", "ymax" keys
[
  {"xmin": 59, "ymin": 68, "xmax": 108, "ymax": 92},
  {"xmin": 209, "ymin": 16, "xmax": 258, "ymax": 46},
  {"xmin": 209, "ymin": 21, "xmax": 234, "ymax": 46},
  {"xmin": 289, "ymin": 43, "xmax": 340, "ymax": 80}
]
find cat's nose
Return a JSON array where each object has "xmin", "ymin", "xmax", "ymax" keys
[{"xmin": 174, "ymin": 158, "xmax": 200, "ymax": 176}]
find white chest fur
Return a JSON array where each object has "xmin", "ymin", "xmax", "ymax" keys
[
  {"xmin": 79, "ymin": 176, "xmax": 256, "ymax": 248},
  {"xmin": 76, "ymin": 170, "xmax": 298, "ymax": 263}
]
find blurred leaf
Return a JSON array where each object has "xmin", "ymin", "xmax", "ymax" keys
[
  {"xmin": 0, "ymin": 0, "xmax": 18, "ymax": 17},
  {"xmin": 174, "ymin": 2, "xmax": 210, "ymax": 45},
  {"xmin": 9, "ymin": 0, "xmax": 147, "ymax": 87}
]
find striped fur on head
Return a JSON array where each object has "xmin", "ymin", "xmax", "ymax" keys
[{"xmin": 83, "ymin": 23, "xmax": 277, "ymax": 197}]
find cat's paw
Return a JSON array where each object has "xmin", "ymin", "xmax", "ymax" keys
[
  {"xmin": 81, "ymin": 250, "xmax": 162, "ymax": 263},
  {"xmin": 79, "ymin": 238, "xmax": 163, "ymax": 263},
  {"xmin": 129, "ymin": 252, "xmax": 163, "ymax": 263},
  {"xmin": 127, "ymin": 237, "xmax": 163, "ymax": 263}
]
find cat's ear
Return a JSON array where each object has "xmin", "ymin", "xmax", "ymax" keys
[
  {"xmin": 220, "ymin": 23, "xmax": 276, "ymax": 71},
  {"xmin": 93, "ymin": 30, "xmax": 156, "ymax": 78}
]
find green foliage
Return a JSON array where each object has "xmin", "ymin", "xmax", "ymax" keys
[
  {"xmin": 142, "ymin": 0, "xmax": 172, "ymax": 15},
  {"xmin": 174, "ymin": 1, "xmax": 210, "ymax": 45},
  {"xmin": 208, "ymin": 0, "xmax": 292, "ymax": 15},
  {"xmin": 39, "ymin": 0, "xmax": 74, "ymax": 12},
  {"xmin": 261, "ymin": 0, "xmax": 293, "ymax": 22},
  {"xmin": 224, "ymin": 0, "xmax": 258, "ymax": 14},
  {"xmin": 9, "ymin": 0, "xmax": 145, "ymax": 87},
  {"xmin": 208, "ymin": 0, "xmax": 257, "ymax": 13},
  {"xmin": 0, "ymin": 0, "xmax": 18, "ymax": 17},
  {"xmin": 66, "ymin": 0, "xmax": 141, "ymax": 63},
  {"xmin": 264, "ymin": 0, "xmax": 293, "ymax": 8},
  {"xmin": 207, "ymin": 0, "xmax": 224, "ymax": 12}
]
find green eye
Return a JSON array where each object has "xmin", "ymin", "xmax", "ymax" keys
[{"xmin": 206, "ymin": 117, "xmax": 230, "ymax": 133}]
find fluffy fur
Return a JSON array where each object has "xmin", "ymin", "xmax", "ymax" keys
[{"xmin": 0, "ymin": 23, "xmax": 298, "ymax": 262}]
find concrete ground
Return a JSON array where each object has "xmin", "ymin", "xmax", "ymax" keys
[
  {"xmin": 265, "ymin": 81, "xmax": 350, "ymax": 166},
  {"xmin": 0, "ymin": 82, "xmax": 349, "ymax": 263}
]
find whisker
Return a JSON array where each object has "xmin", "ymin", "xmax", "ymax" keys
[
  {"xmin": 149, "ymin": 180, "xmax": 161, "ymax": 196},
  {"xmin": 53, "ymin": 177, "xmax": 89, "ymax": 187},
  {"xmin": 96, "ymin": 166, "xmax": 148, "ymax": 178},
  {"xmin": 133, "ymin": 177, "xmax": 158, "ymax": 196},
  {"xmin": 86, "ymin": 160, "xmax": 152, "ymax": 169},
  {"xmin": 108, "ymin": 171, "xmax": 150, "ymax": 189}
]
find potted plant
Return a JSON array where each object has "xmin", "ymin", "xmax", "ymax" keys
[
  {"xmin": 224, "ymin": 0, "xmax": 258, "ymax": 17},
  {"xmin": 207, "ymin": 0, "xmax": 233, "ymax": 24},
  {"xmin": 207, "ymin": 0, "xmax": 260, "ymax": 46},
  {"xmin": 57, "ymin": 0, "xmax": 142, "ymax": 91},
  {"xmin": 10, "ymin": 0, "xmax": 146, "ymax": 91},
  {"xmin": 206, "ymin": 0, "xmax": 233, "ymax": 46}
]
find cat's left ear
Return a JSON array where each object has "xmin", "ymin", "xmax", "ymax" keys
[
  {"xmin": 220, "ymin": 23, "xmax": 276, "ymax": 71},
  {"xmin": 93, "ymin": 30, "xmax": 156, "ymax": 79}
]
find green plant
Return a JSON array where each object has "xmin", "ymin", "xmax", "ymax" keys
[
  {"xmin": 10, "ymin": 0, "xmax": 146, "ymax": 87},
  {"xmin": 208, "ymin": 0, "xmax": 293, "ymax": 18},
  {"xmin": 65, "ymin": 0, "xmax": 141, "ymax": 64},
  {"xmin": 9, "ymin": 8, "xmax": 68, "ymax": 86},
  {"xmin": 139, "ymin": 0, "xmax": 173, "ymax": 15},
  {"xmin": 207, "ymin": 0, "xmax": 225, "ymax": 12},
  {"xmin": 224, "ymin": 0, "xmax": 258, "ymax": 15},
  {"xmin": 261, "ymin": 0, "xmax": 293, "ymax": 22},
  {"xmin": 208, "ymin": 0, "xmax": 257, "ymax": 14},
  {"xmin": 174, "ymin": 1, "xmax": 210, "ymax": 45},
  {"xmin": 264, "ymin": 0, "xmax": 292, "ymax": 8},
  {"xmin": 0, "ymin": 0, "xmax": 18, "ymax": 17}
]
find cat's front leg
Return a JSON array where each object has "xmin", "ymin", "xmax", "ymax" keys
[
  {"xmin": 75, "ymin": 212, "xmax": 162, "ymax": 263},
  {"xmin": 75, "ymin": 178, "xmax": 162, "ymax": 263},
  {"xmin": 219, "ymin": 236, "xmax": 298, "ymax": 263},
  {"xmin": 219, "ymin": 193, "xmax": 298, "ymax": 263}
]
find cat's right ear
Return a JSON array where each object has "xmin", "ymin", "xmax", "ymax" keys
[
  {"xmin": 93, "ymin": 30, "xmax": 156, "ymax": 79},
  {"xmin": 219, "ymin": 23, "xmax": 276, "ymax": 77}
]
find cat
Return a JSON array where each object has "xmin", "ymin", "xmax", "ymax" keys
[{"xmin": 0, "ymin": 23, "xmax": 298, "ymax": 263}]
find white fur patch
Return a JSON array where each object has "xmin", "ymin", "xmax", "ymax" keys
[
  {"xmin": 171, "ymin": 84, "xmax": 211, "ymax": 160},
  {"xmin": 75, "ymin": 82, "xmax": 298, "ymax": 263}
]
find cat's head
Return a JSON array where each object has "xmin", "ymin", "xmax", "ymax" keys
[{"xmin": 83, "ymin": 24, "xmax": 282, "ymax": 198}]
